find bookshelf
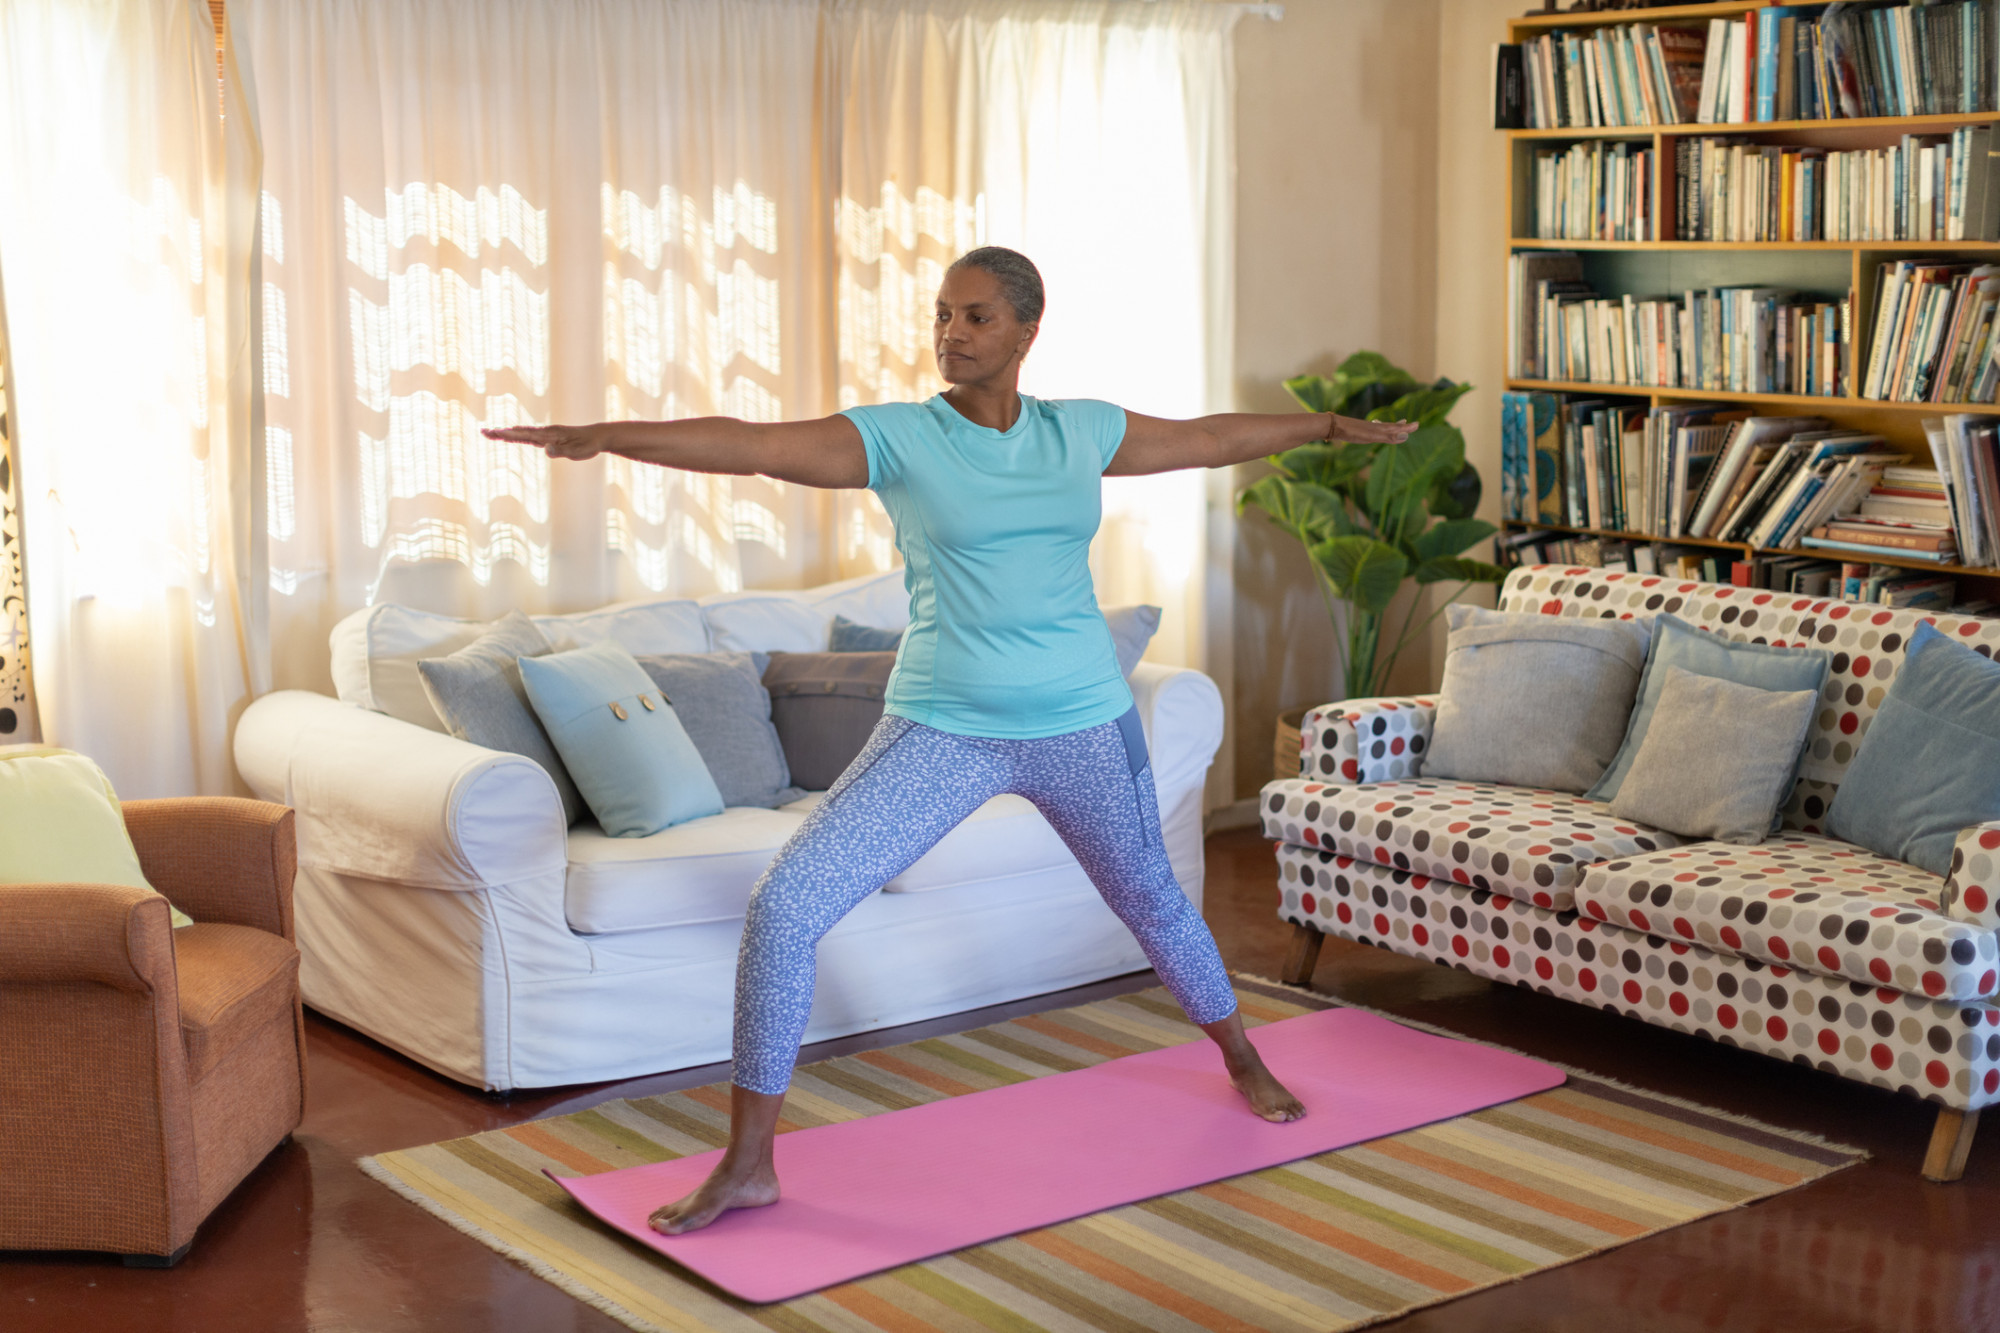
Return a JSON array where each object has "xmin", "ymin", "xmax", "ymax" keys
[{"xmin": 1498, "ymin": 0, "xmax": 2000, "ymax": 598}]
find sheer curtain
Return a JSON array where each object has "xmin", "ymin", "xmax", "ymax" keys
[
  {"xmin": 0, "ymin": 0, "xmax": 261, "ymax": 795},
  {"xmin": 238, "ymin": 0, "xmax": 840, "ymax": 694},
  {"xmin": 827, "ymin": 1, "xmax": 1240, "ymax": 670}
]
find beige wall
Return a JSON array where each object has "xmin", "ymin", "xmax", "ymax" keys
[{"xmin": 1226, "ymin": 0, "xmax": 1444, "ymax": 801}]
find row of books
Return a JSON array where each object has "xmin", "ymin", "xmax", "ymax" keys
[
  {"xmin": 1494, "ymin": 4, "xmax": 2000, "ymax": 130},
  {"xmin": 1859, "ymin": 261, "xmax": 2000, "ymax": 401},
  {"xmin": 1499, "ymin": 528, "xmax": 1975, "ymax": 609},
  {"xmin": 1497, "ymin": 23, "xmax": 1706, "ymax": 130},
  {"xmin": 1667, "ymin": 128, "xmax": 2000, "ymax": 244},
  {"xmin": 1921, "ymin": 414, "xmax": 2000, "ymax": 563},
  {"xmin": 1500, "ymin": 393, "xmax": 1924, "ymax": 553},
  {"xmin": 1530, "ymin": 141, "xmax": 1655, "ymax": 242},
  {"xmin": 1510, "ymin": 252, "xmax": 1851, "ymax": 396}
]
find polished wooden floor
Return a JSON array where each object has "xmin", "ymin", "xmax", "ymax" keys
[{"xmin": 5, "ymin": 828, "xmax": 1997, "ymax": 1332}]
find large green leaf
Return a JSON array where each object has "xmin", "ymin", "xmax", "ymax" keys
[
  {"xmin": 1283, "ymin": 374, "xmax": 1340, "ymax": 414},
  {"xmin": 1237, "ymin": 475, "xmax": 1351, "ymax": 542},
  {"xmin": 1425, "ymin": 459, "xmax": 1479, "ymax": 521},
  {"xmin": 1363, "ymin": 424, "xmax": 1463, "ymax": 528},
  {"xmin": 1412, "ymin": 516, "xmax": 1498, "ymax": 561},
  {"xmin": 1376, "ymin": 379, "xmax": 1473, "ymax": 427},
  {"xmin": 1312, "ymin": 536, "xmax": 1407, "ymax": 615},
  {"xmin": 1412, "ymin": 556, "xmax": 1506, "ymax": 586}
]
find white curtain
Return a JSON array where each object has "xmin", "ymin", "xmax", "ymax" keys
[
  {"xmin": 0, "ymin": 0, "xmax": 262, "ymax": 796},
  {"xmin": 827, "ymin": 1, "xmax": 1240, "ymax": 670},
  {"xmin": 238, "ymin": 0, "xmax": 839, "ymax": 695}
]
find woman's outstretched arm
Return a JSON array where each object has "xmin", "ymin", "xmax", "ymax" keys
[
  {"xmin": 1104, "ymin": 409, "xmax": 1414, "ymax": 476},
  {"xmin": 482, "ymin": 415, "xmax": 870, "ymax": 489}
]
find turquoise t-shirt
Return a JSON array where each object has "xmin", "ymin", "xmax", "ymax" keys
[{"xmin": 840, "ymin": 394, "xmax": 1132, "ymax": 739}]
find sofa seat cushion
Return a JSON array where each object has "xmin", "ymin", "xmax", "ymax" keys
[
  {"xmin": 563, "ymin": 793, "xmax": 1079, "ymax": 934},
  {"xmin": 173, "ymin": 924, "xmax": 300, "ymax": 1083},
  {"xmin": 1260, "ymin": 777, "xmax": 1681, "ymax": 910},
  {"xmin": 1577, "ymin": 836, "xmax": 2000, "ymax": 1001}
]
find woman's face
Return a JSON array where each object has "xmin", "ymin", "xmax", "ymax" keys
[{"xmin": 934, "ymin": 266, "xmax": 1037, "ymax": 387}]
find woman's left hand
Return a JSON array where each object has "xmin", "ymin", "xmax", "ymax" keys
[{"xmin": 1324, "ymin": 413, "xmax": 1418, "ymax": 444}]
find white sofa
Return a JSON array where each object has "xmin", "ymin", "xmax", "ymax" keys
[{"xmin": 233, "ymin": 572, "xmax": 1224, "ymax": 1091}]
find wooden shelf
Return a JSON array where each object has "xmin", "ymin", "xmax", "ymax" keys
[
  {"xmin": 1504, "ymin": 379, "xmax": 2000, "ymax": 417},
  {"xmin": 1501, "ymin": 518, "xmax": 1998, "ymax": 579},
  {"xmin": 1509, "ymin": 2, "xmax": 1767, "ymax": 35},
  {"xmin": 1510, "ymin": 238, "xmax": 2000, "ymax": 252},
  {"xmin": 1508, "ymin": 111, "xmax": 2000, "ymax": 140}
]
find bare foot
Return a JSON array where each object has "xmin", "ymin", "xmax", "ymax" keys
[
  {"xmin": 1226, "ymin": 1054, "xmax": 1306, "ymax": 1123},
  {"xmin": 647, "ymin": 1160, "xmax": 781, "ymax": 1235}
]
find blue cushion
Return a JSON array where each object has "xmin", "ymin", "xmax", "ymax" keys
[
  {"xmin": 1587, "ymin": 613, "xmax": 1831, "ymax": 806},
  {"xmin": 1825, "ymin": 622, "xmax": 2000, "ymax": 876},
  {"xmin": 829, "ymin": 615, "xmax": 904, "ymax": 653},
  {"xmin": 518, "ymin": 640, "xmax": 724, "ymax": 837}
]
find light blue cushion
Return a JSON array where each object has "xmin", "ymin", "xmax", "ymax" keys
[
  {"xmin": 518, "ymin": 640, "xmax": 724, "ymax": 837},
  {"xmin": 1587, "ymin": 613, "xmax": 1831, "ymax": 806},
  {"xmin": 1825, "ymin": 622, "xmax": 2000, "ymax": 876},
  {"xmin": 829, "ymin": 615, "xmax": 903, "ymax": 653}
]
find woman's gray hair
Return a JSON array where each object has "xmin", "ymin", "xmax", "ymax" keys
[{"xmin": 947, "ymin": 246, "xmax": 1044, "ymax": 325}]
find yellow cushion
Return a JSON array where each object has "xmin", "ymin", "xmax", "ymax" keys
[{"xmin": 0, "ymin": 746, "xmax": 193, "ymax": 927}]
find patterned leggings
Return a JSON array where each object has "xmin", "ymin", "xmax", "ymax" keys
[{"xmin": 729, "ymin": 707, "xmax": 1238, "ymax": 1094}]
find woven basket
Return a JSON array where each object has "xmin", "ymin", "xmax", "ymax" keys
[{"xmin": 1273, "ymin": 705, "xmax": 1311, "ymax": 780}]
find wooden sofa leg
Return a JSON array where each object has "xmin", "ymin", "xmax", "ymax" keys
[
  {"xmin": 1922, "ymin": 1106, "xmax": 1981, "ymax": 1183},
  {"xmin": 1281, "ymin": 921, "xmax": 1325, "ymax": 987}
]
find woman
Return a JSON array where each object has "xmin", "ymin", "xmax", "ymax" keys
[{"xmin": 487, "ymin": 246, "xmax": 1415, "ymax": 1235}]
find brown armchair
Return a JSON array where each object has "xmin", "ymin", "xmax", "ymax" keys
[{"xmin": 0, "ymin": 799, "xmax": 306, "ymax": 1266}]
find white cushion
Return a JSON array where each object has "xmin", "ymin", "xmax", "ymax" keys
[
  {"xmin": 697, "ymin": 570, "xmax": 909, "ymax": 653},
  {"xmin": 562, "ymin": 791, "xmax": 1079, "ymax": 934},
  {"xmin": 330, "ymin": 597, "xmax": 707, "ymax": 731}
]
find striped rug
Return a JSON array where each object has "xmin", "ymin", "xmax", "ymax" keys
[{"xmin": 362, "ymin": 978, "xmax": 1864, "ymax": 1332}]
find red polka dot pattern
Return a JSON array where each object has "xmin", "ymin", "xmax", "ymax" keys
[
  {"xmin": 1294, "ymin": 697, "xmax": 1438, "ymax": 786},
  {"xmin": 1276, "ymin": 844, "xmax": 2000, "ymax": 1113},
  {"xmin": 1941, "ymin": 820, "xmax": 2000, "ymax": 932},
  {"xmin": 1579, "ymin": 837, "xmax": 2000, "ymax": 1002},
  {"xmin": 1261, "ymin": 776, "xmax": 1682, "ymax": 910}
]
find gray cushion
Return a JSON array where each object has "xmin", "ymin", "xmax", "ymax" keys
[
  {"xmin": 829, "ymin": 615, "xmax": 904, "ymax": 652},
  {"xmin": 417, "ymin": 612, "xmax": 585, "ymax": 825},
  {"xmin": 1609, "ymin": 667, "xmax": 1819, "ymax": 844},
  {"xmin": 762, "ymin": 651, "xmax": 896, "ymax": 790},
  {"xmin": 1588, "ymin": 613, "xmax": 1831, "ymax": 806},
  {"xmin": 1826, "ymin": 621, "xmax": 2000, "ymax": 875},
  {"xmin": 1104, "ymin": 604, "xmax": 1162, "ymax": 677},
  {"xmin": 1424, "ymin": 604, "xmax": 1653, "ymax": 794},
  {"xmin": 634, "ymin": 653, "xmax": 802, "ymax": 809}
]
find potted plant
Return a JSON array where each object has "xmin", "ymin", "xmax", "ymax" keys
[{"xmin": 1238, "ymin": 351, "xmax": 1503, "ymax": 772}]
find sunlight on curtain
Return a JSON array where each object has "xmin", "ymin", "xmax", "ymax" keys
[
  {"xmin": 238, "ymin": 0, "xmax": 831, "ymax": 693},
  {"xmin": 0, "ymin": 269, "xmax": 37, "ymax": 742},
  {"xmin": 0, "ymin": 0, "xmax": 259, "ymax": 795},
  {"xmin": 828, "ymin": 2, "xmax": 1238, "ymax": 668}
]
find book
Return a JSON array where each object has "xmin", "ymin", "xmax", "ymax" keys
[
  {"xmin": 1530, "ymin": 391, "xmax": 1565, "ymax": 525},
  {"xmin": 1493, "ymin": 43, "xmax": 1527, "ymax": 129},
  {"xmin": 1814, "ymin": 522, "xmax": 1959, "ymax": 551},
  {"xmin": 1802, "ymin": 536, "xmax": 1958, "ymax": 561}
]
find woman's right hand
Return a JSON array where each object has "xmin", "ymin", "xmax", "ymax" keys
[{"xmin": 482, "ymin": 423, "xmax": 608, "ymax": 461}]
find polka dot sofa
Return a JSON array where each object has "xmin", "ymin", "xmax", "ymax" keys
[{"xmin": 1264, "ymin": 565, "xmax": 2000, "ymax": 1182}]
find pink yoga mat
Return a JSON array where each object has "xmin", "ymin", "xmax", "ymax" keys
[{"xmin": 551, "ymin": 1007, "xmax": 1563, "ymax": 1303}]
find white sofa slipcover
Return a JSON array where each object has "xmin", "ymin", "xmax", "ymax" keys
[{"xmin": 236, "ymin": 575, "xmax": 1223, "ymax": 1090}]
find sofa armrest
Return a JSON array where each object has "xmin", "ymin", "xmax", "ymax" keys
[
  {"xmin": 1943, "ymin": 822, "xmax": 2000, "ymax": 931},
  {"xmin": 1291, "ymin": 696, "xmax": 1438, "ymax": 785},
  {"xmin": 0, "ymin": 884, "xmax": 180, "ymax": 992},
  {"xmin": 123, "ymin": 799, "xmax": 297, "ymax": 940},
  {"xmin": 234, "ymin": 690, "xmax": 567, "ymax": 891},
  {"xmin": 1128, "ymin": 663, "xmax": 1224, "ymax": 795}
]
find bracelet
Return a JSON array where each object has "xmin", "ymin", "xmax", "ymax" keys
[{"xmin": 1323, "ymin": 411, "xmax": 1338, "ymax": 442}]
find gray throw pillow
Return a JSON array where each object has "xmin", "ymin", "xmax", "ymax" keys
[
  {"xmin": 1610, "ymin": 667, "xmax": 1818, "ymax": 844},
  {"xmin": 762, "ymin": 651, "xmax": 897, "ymax": 790},
  {"xmin": 1424, "ymin": 604, "xmax": 1653, "ymax": 794},
  {"xmin": 829, "ymin": 615, "xmax": 904, "ymax": 653},
  {"xmin": 1103, "ymin": 604, "xmax": 1162, "ymax": 677},
  {"xmin": 418, "ymin": 612, "xmax": 585, "ymax": 825},
  {"xmin": 1587, "ymin": 613, "xmax": 1831, "ymax": 807},
  {"xmin": 635, "ymin": 653, "xmax": 803, "ymax": 809}
]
